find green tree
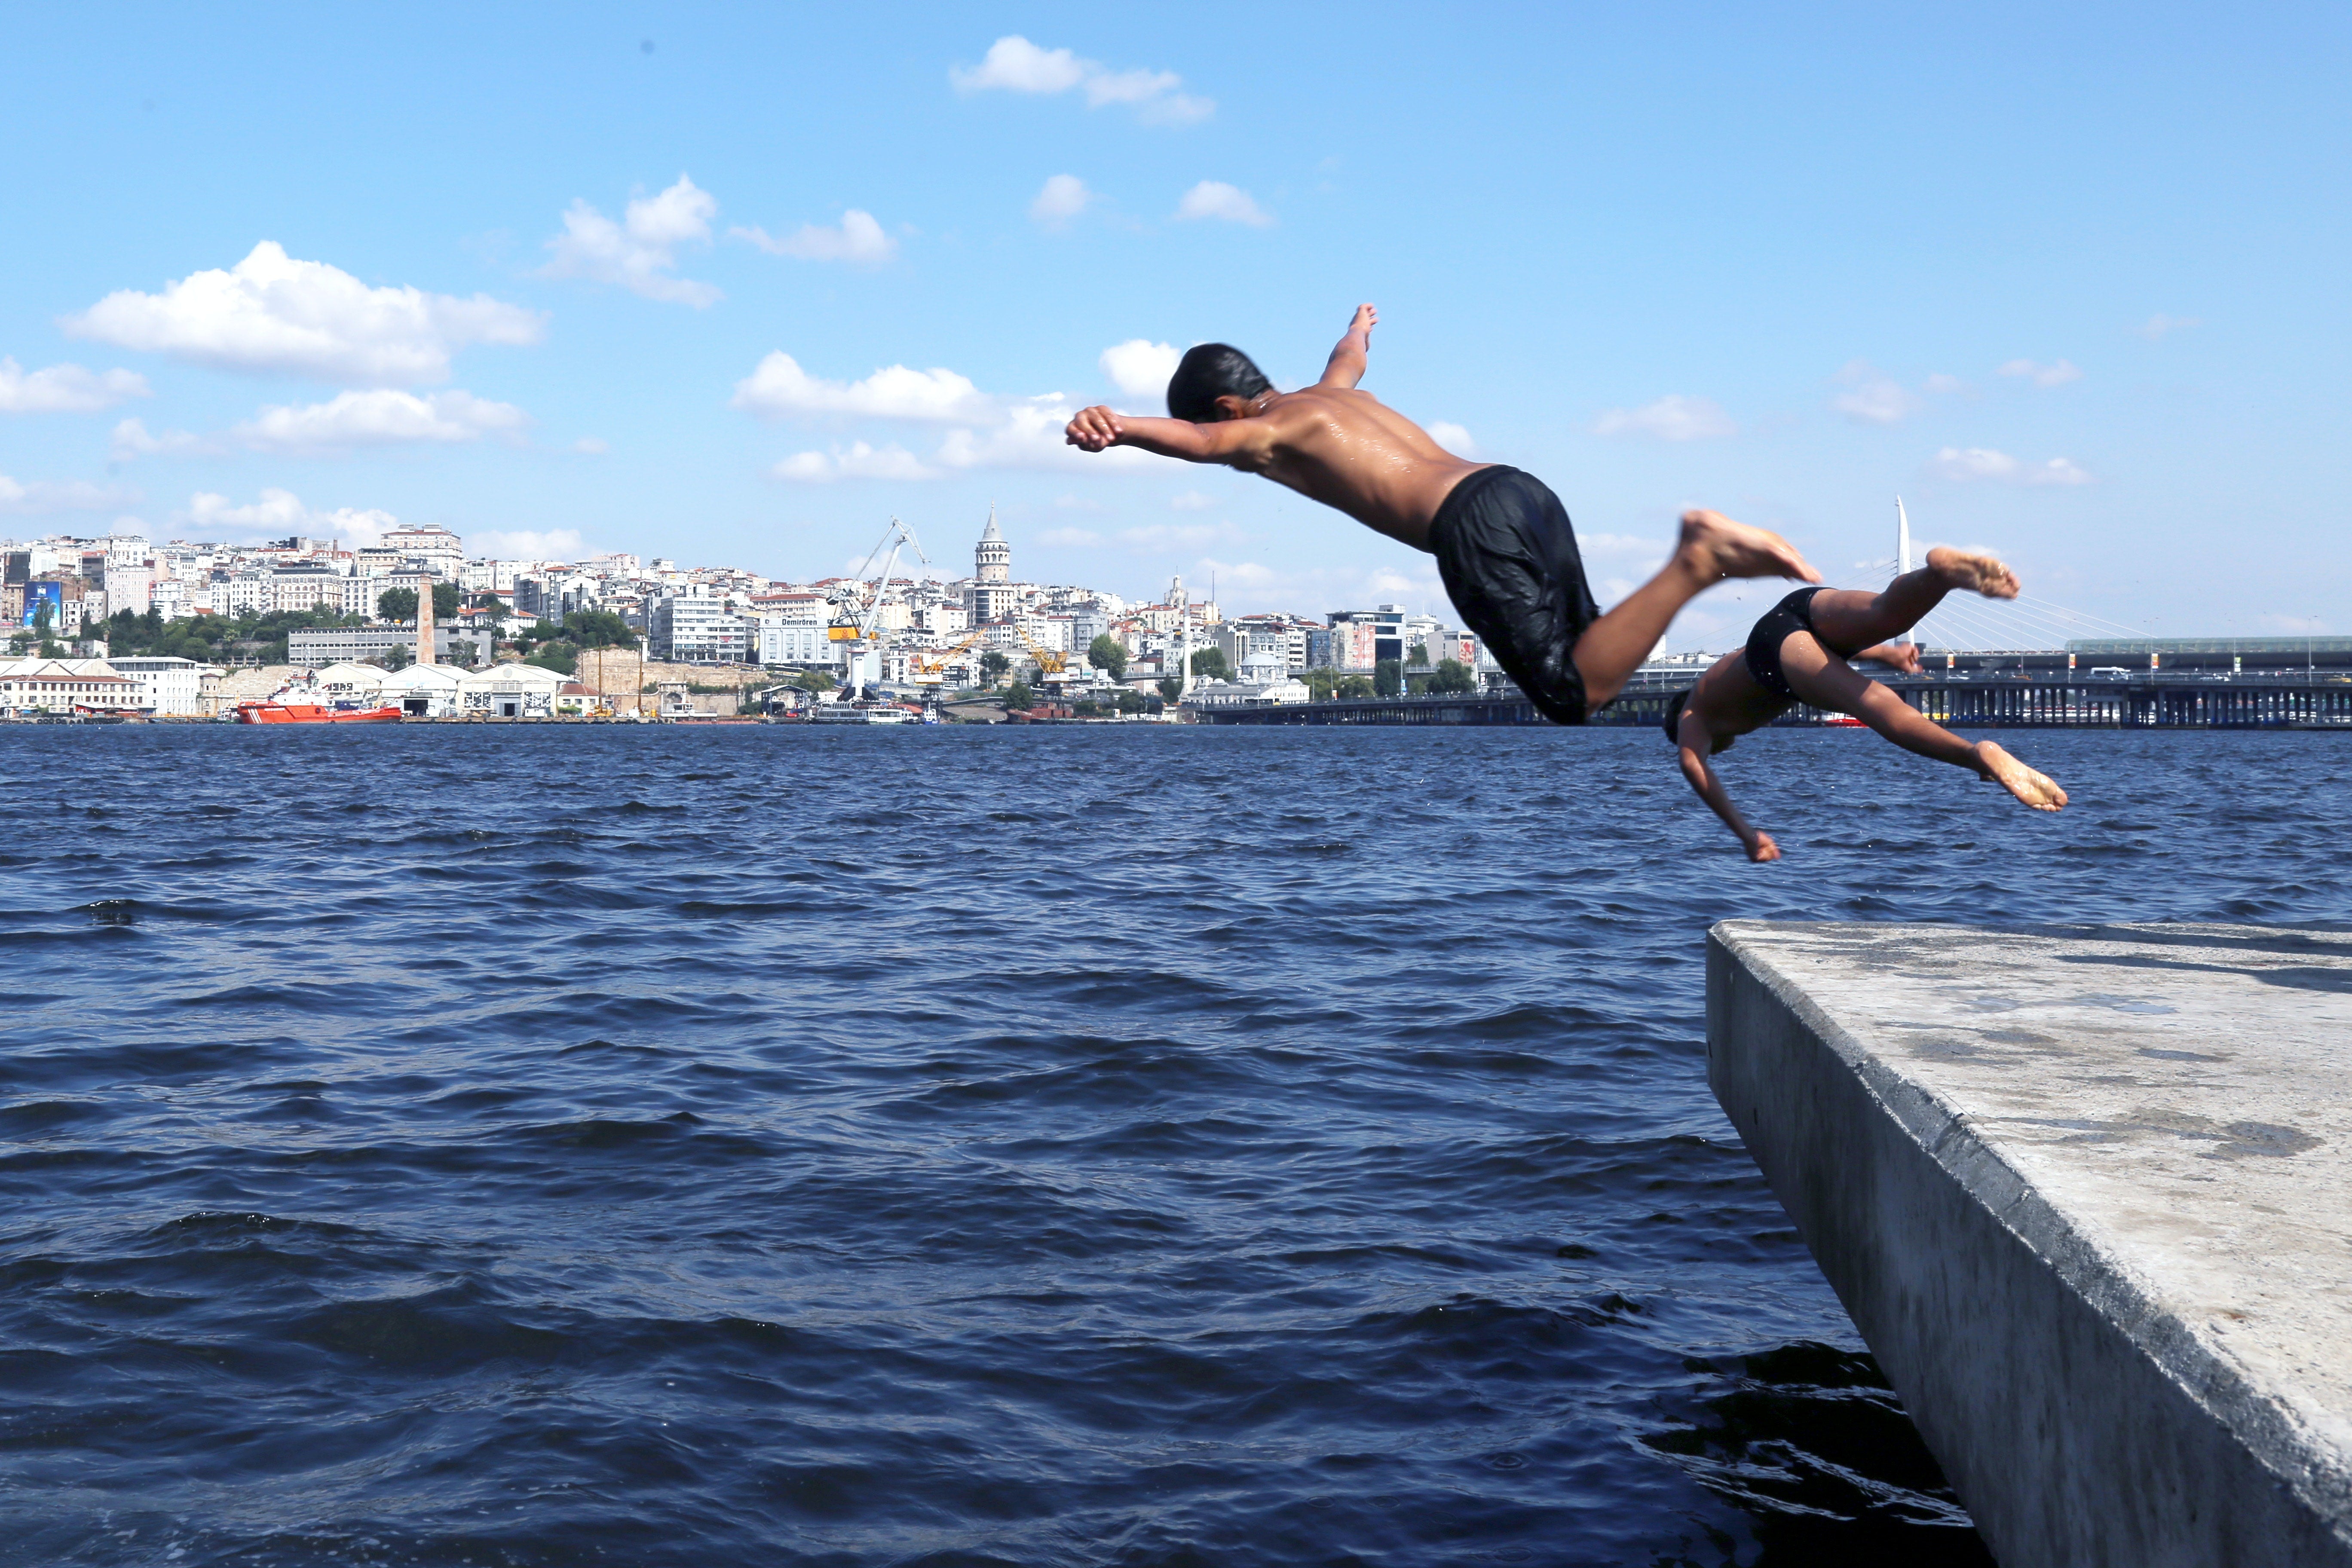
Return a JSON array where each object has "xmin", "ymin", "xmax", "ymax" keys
[
  {"xmin": 794, "ymin": 668, "xmax": 836, "ymax": 694},
  {"xmin": 1189, "ymin": 646, "xmax": 1231, "ymax": 683},
  {"xmin": 374, "ymin": 587, "xmax": 416, "ymax": 622},
  {"xmin": 1113, "ymin": 689, "xmax": 1149, "ymax": 715},
  {"xmin": 980, "ymin": 649, "xmax": 1011, "ymax": 685},
  {"xmin": 447, "ymin": 640, "xmax": 480, "ymax": 667},
  {"xmin": 1430, "ymin": 658, "xmax": 1476, "ymax": 695},
  {"xmin": 1087, "ymin": 632, "xmax": 1128, "ymax": 681},
  {"xmin": 383, "ymin": 643, "xmax": 413, "ymax": 671},
  {"xmin": 527, "ymin": 641, "xmax": 579, "ymax": 675},
  {"xmin": 432, "ymin": 582, "xmax": 461, "ymax": 619},
  {"xmin": 1374, "ymin": 658, "xmax": 1403, "ymax": 696},
  {"xmin": 1406, "ymin": 643, "xmax": 1430, "ymax": 668},
  {"xmin": 1337, "ymin": 674, "xmax": 1376, "ymax": 699},
  {"xmin": 1157, "ymin": 675, "xmax": 1185, "ymax": 702},
  {"xmin": 1004, "ymin": 678, "xmax": 1034, "ymax": 711},
  {"xmin": 563, "ymin": 609, "xmax": 639, "ymax": 649},
  {"xmin": 30, "ymin": 600, "xmax": 55, "ymax": 640},
  {"xmin": 1301, "ymin": 668, "xmax": 1339, "ymax": 702}
]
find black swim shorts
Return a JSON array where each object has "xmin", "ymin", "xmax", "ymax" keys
[
  {"xmin": 1743, "ymin": 586, "xmax": 1826, "ymax": 700},
  {"xmin": 1428, "ymin": 466, "xmax": 1602, "ymax": 725}
]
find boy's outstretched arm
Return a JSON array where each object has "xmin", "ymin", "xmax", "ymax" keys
[
  {"xmin": 1064, "ymin": 406, "xmax": 1272, "ymax": 464},
  {"xmin": 1675, "ymin": 711, "xmax": 1780, "ymax": 862},
  {"xmin": 1315, "ymin": 303, "xmax": 1378, "ymax": 389}
]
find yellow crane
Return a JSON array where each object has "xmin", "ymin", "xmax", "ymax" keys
[{"xmin": 910, "ymin": 628, "xmax": 988, "ymax": 683}]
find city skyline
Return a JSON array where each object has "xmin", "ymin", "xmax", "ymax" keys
[{"xmin": 3, "ymin": 3, "xmax": 2346, "ymax": 648}]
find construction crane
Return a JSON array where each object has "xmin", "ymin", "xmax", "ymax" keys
[
  {"xmin": 827, "ymin": 518, "xmax": 931, "ymax": 688},
  {"xmin": 909, "ymin": 628, "xmax": 988, "ymax": 683}
]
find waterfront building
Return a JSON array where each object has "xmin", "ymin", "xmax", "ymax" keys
[
  {"xmin": 104, "ymin": 655, "xmax": 210, "ymax": 716},
  {"xmin": 754, "ymin": 619, "xmax": 836, "ymax": 667},
  {"xmin": 375, "ymin": 662, "xmax": 466, "ymax": 717},
  {"xmin": 0, "ymin": 657, "xmax": 144, "ymax": 714},
  {"xmin": 459, "ymin": 661, "xmax": 566, "ymax": 718}
]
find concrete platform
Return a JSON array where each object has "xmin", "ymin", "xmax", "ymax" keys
[{"xmin": 1707, "ymin": 921, "xmax": 2352, "ymax": 1568}]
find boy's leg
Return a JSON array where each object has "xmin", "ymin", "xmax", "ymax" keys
[
  {"xmin": 1808, "ymin": 548, "xmax": 2019, "ymax": 651},
  {"xmin": 1570, "ymin": 509, "xmax": 1817, "ymax": 711},
  {"xmin": 1778, "ymin": 635, "xmax": 2067, "ymax": 810}
]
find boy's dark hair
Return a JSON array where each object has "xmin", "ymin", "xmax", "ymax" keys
[{"xmin": 1167, "ymin": 343, "xmax": 1272, "ymax": 423}]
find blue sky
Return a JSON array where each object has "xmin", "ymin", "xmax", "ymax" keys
[{"xmin": 4, "ymin": 1, "xmax": 2346, "ymax": 646}]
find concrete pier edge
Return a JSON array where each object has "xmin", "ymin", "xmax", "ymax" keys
[{"xmin": 1706, "ymin": 919, "xmax": 2352, "ymax": 1568}]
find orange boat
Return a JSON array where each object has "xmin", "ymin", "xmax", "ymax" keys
[{"xmin": 233, "ymin": 701, "xmax": 404, "ymax": 724}]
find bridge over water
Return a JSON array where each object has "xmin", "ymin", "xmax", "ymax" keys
[{"xmin": 1193, "ymin": 670, "xmax": 2352, "ymax": 731}]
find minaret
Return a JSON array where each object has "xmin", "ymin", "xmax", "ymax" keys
[
  {"xmin": 415, "ymin": 577, "xmax": 437, "ymax": 665},
  {"xmin": 1895, "ymin": 497, "xmax": 1914, "ymax": 648}
]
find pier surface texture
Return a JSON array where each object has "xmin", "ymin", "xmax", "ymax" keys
[{"xmin": 1707, "ymin": 921, "xmax": 2352, "ymax": 1568}]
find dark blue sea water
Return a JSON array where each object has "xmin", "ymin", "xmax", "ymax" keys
[{"xmin": 4, "ymin": 724, "xmax": 2346, "ymax": 1567}]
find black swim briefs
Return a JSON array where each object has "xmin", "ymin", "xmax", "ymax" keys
[
  {"xmin": 1743, "ymin": 586, "xmax": 1827, "ymax": 700},
  {"xmin": 1428, "ymin": 466, "xmax": 1602, "ymax": 725}
]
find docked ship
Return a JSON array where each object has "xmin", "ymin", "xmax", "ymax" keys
[
  {"xmin": 807, "ymin": 699, "xmax": 921, "ymax": 725},
  {"xmin": 233, "ymin": 701, "xmax": 403, "ymax": 724}
]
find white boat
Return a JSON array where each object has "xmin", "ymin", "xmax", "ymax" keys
[{"xmin": 808, "ymin": 699, "xmax": 919, "ymax": 725}]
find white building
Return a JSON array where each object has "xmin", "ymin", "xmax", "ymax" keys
[
  {"xmin": 380, "ymin": 525, "xmax": 464, "ymax": 577},
  {"xmin": 0, "ymin": 658, "xmax": 145, "ymax": 714},
  {"xmin": 376, "ymin": 663, "xmax": 466, "ymax": 717},
  {"xmin": 105, "ymin": 655, "xmax": 211, "ymax": 716},
  {"xmin": 459, "ymin": 661, "xmax": 566, "ymax": 718},
  {"xmin": 756, "ymin": 620, "xmax": 837, "ymax": 666},
  {"xmin": 651, "ymin": 595, "xmax": 750, "ymax": 662}
]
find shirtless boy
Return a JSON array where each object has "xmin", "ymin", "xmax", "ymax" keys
[
  {"xmin": 1063, "ymin": 304, "xmax": 1819, "ymax": 725},
  {"xmin": 1663, "ymin": 552, "xmax": 2068, "ymax": 862}
]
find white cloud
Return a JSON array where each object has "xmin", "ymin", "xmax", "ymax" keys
[
  {"xmin": 1593, "ymin": 395, "xmax": 1737, "ymax": 441},
  {"xmin": 770, "ymin": 442, "xmax": 939, "ymax": 483},
  {"xmin": 0, "ymin": 357, "xmax": 150, "ymax": 413},
  {"xmin": 1173, "ymin": 181, "xmax": 1272, "ymax": 227},
  {"xmin": 1925, "ymin": 447, "xmax": 2091, "ymax": 486},
  {"xmin": 1030, "ymin": 174, "xmax": 1096, "ymax": 228},
  {"xmin": 1425, "ymin": 420, "xmax": 1477, "ymax": 456},
  {"xmin": 1170, "ymin": 490, "xmax": 1217, "ymax": 510},
  {"xmin": 1997, "ymin": 358, "xmax": 2083, "ymax": 387},
  {"xmin": 733, "ymin": 352, "xmax": 992, "ymax": 423},
  {"xmin": 2137, "ymin": 313, "xmax": 2201, "ymax": 341},
  {"xmin": 64, "ymin": 242, "xmax": 544, "ymax": 385},
  {"xmin": 542, "ymin": 176, "xmax": 722, "ymax": 307},
  {"xmin": 1035, "ymin": 526, "xmax": 1104, "ymax": 547},
  {"xmin": 951, "ymin": 36, "xmax": 1212, "ymax": 124},
  {"xmin": 1830, "ymin": 360, "xmax": 1925, "ymax": 425},
  {"xmin": 2259, "ymin": 613, "xmax": 2329, "ymax": 634},
  {"xmin": 1100, "ymin": 338, "xmax": 1181, "ymax": 398},
  {"xmin": 732, "ymin": 209, "xmax": 897, "ymax": 266},
  {"xmin": 231, "ymin": 389, "xmax": 530, "ymax": 453},
  {"xmin": 1120, "ymin": 522, "xmax": 1248, "ymax": 551},
  {"xmin": 574, "ymin": 436, "xmax": 608, "ymax": 455},
  {"xmin": 0, "ymin": 474, "xmax": 141, "ymax": 515},
  {"xmin": 178, "ymin": 487, "xmax": 400, "ymax": 546},
  {"xmin": 110, "ymin": 418, "xmax": 219, "ymax": 460},
  {"xmin": 934, "ymin": 394, "xmax": 1156, "ymax": 472},
  {"xmin": 472, "ymin": 528, "xmax": 585, "ymax": 560}
]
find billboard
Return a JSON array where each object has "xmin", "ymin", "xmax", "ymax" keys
[{"xmin": 20, "ymin": 579, "xmax": 62, "ymax": 630}]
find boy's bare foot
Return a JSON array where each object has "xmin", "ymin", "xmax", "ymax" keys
[
  {"xmin": 1975, "ymin": 742, "xmax": 2067, "ymax": 810},
  {"xmin": 1926, "ymin": 546, "xmax": 2021, "ymax": 600},
  {"xmin": 1678, "ymin": 509, "xmax": 1821, "ymax": 585}
]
